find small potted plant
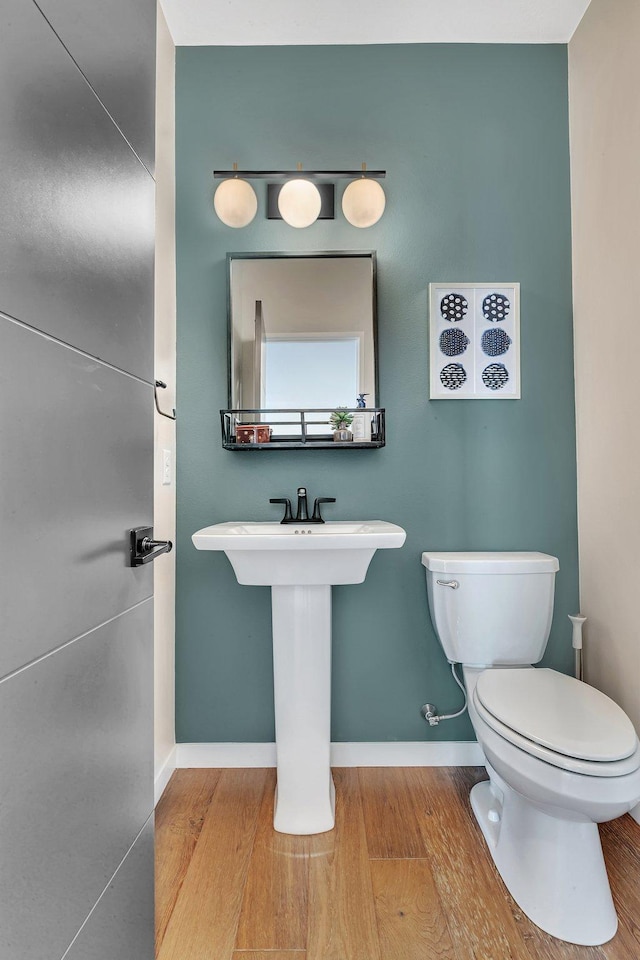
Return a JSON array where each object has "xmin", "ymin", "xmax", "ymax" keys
[{"xmin": 330, "ymin": 407, "xmax": 354, "ymax": 442}]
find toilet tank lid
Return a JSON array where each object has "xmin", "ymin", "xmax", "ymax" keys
[{"xmin": 421, "ymin": 551, "xmax": 559, "ymax": 574}]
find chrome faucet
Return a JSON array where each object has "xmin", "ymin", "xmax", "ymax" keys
[{"xmin": 270, "ymin": 486, "xmax": 336, "ymax": 524}]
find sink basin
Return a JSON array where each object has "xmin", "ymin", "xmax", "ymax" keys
[
  {"xmin": 193, "ymin": 517, "xmax": 406, "ymax": 834},
  {"xmin": 192, "ymin": 520, "xmax": 406, "ymax": 585}
]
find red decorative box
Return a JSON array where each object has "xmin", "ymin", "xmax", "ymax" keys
[{"xmin": 235, "ymin": 424, "xmax": 272, "ymax": 444}]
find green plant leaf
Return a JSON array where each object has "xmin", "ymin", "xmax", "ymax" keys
[{"xmin": 329, "ymin": 407, "xmax": 354, "ymax": 429}]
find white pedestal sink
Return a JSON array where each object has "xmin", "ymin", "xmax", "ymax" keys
[{"xmin": 192, "ymin": 520, "xmax": 406, "ymax": 834}]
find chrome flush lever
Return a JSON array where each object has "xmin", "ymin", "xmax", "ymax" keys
[{"xmin": 436, "ymin": 579, "xmax": 459, "ymax": 589}]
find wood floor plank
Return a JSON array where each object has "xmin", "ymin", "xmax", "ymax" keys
[
  {"xmin": 370, "ymin": 858, "xmax": 457, "ymax": 960},
  {"xmin": 235, "ymin": 770, "xmax": 310, "ymax": 951},
  {"xmin": 307, "ymin": 768, "xmax": 382, "ymax": 960},
  {"xmin": 231, "ymin": 954, "xmax": 306, "ymax": 959},
  {"xmin": 155, "ymin": 769, "xmax": 221, "ymax": 953},
  {"xmin": 157, "ymin": 768, "xmax": 268, "ymax": 960},
  {"xmin": 231, "ymin": 950, "xmax": 307, "ymax": 960},
  {"xmin": 358, "ymin": 766, "xmax": 430, "ymax": 859},
  {"xmin": 408, "ymin": 766, "xmax": 537, "ymax": 960}
]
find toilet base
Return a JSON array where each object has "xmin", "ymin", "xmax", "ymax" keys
[{"xmin": 470, "ymin": 775, "xmax": 618, "ymax": 946}]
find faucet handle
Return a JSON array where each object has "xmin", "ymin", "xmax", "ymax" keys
[
  {"xmin": 311, "ymin": 497, "xmax": 336, "ymax": 523},
  {"xmin": 269, "ymin": 498, "xmax": 293, "ymax": 523}
]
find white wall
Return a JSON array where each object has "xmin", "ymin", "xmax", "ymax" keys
[
  {"xmin": 154, "ymin": 5, "xmax": 176, "ymax": 798},
  {"xmin": 569, "ymin": 0, "xmax": 640, "ymax": 821}
]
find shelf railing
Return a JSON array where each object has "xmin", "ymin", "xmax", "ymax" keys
[{"xmin": 220, "ymin": 408, "xmax": 385, "ymax": 449}]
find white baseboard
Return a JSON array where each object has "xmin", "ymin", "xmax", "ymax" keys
[
  {"xmin": 330, "ymin": 741, "xmax": 485, "ymax": 766},
  {"xmin": 154, "ymin": 744, "xmax": 177, "ymax": 805},
  {"xmin": 175, "ymin": 740, "xmax": 484, "ymax": 769},
  {"xmin": 631, "ymin": 801, "xmax": 640, "ymax": 827},
  {"xmin": 177, "ymin": 742, "xmax": 277, "ymax": 768}
]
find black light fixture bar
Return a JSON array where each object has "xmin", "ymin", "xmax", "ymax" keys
[{"xmin": 213, "ymin": 169, "xmax": 386, "ymax": 180}]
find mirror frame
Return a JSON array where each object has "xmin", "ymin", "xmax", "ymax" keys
[{"xmin": 226, "ymin": 250, "xmax": 379, "ymax": 410}]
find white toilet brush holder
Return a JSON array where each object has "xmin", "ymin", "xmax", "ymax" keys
[{"xmin": 569, "ymin": 613, "xmax": 587, "ymax": 680}]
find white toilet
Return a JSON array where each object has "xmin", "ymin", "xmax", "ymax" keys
[{"xmin": 422, "ymin": 551, "xmax": 640, "ymax": 946}]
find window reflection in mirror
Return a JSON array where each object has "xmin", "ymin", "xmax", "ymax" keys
[
  {"xmin": 228, "ymin": 254, "xmax": 377, "ymax": 434},
  {"xmin": 264, "ymin": 337, "xmax": 360, "ymax": 408}
]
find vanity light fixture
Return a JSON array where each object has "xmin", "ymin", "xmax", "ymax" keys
[
  {"xmin": 342, "ymin": 163, "xmax": 386, "ymax": 228},
  {"xmin": 213, "ymin": 162, "xmax": 258, "ymax": 228},
  {"xmin": 213, "ymin": 164, "xmax": 386, "ymax": 228}
]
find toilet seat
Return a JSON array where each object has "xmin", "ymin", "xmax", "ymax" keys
[{"xmin": 474, "ymin": 668, "xmax": 640, "ymax": 777}]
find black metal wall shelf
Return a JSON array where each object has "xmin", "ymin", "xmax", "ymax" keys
[{"xmin": 221, "ymin": 408, "xmax": 385, "ymax": 450}]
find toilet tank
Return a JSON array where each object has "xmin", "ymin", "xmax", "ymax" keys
[{"xmin": 421, "ymin": 552, "xmax": 559, "ymax": 666}]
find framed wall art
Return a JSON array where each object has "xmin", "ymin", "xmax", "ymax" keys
[{"xmin": 429, "ymin": 283, "xmax": 520, "ymax": 399}]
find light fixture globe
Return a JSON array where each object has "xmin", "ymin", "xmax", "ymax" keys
[
  {"xmin": 213, "ymin": 178, "xmax": 257, "ymax": 228},
  {"xmin": 342, "ymin": 178, "xmax": 386, "ymax": 228},
  {"xmin": 277, "ymin": 179, "xmax": 322, "ymax": 228}
]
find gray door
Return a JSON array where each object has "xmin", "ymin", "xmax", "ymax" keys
[{"xmin": 0, "ymin": 0, "xmax": 157, "ymax": 957}]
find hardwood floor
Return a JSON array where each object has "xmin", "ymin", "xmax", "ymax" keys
[{"xmin": 155, "ymin": 767, "xmax": 640, "ymax": 960}]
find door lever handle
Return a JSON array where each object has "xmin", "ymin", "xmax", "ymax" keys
[{"xmin": 130, "ymin": 526, "xmax": 173, "ymax": 566}]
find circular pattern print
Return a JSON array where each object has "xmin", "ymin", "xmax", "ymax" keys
[
  {"xmin": 439, "ymin": 328, "xmax": 470, "ymax": 357},
  {"xmin": 481, "ymin": 328, "xmax": 512, "ymax": 357},
  {"xmin": 440, "ymin": 293, "xmax": 468, "ymax": 322},
  {"xmin": 483, "ymin": 293, "xmax": 510, "ymax": 322},
  {"xmin": 440, "ymin": 363, "xmax": 467, "ymax": 390},
  {"xmin": 482, "ymin": 363, "xmax": 509, "ymax": 391}
]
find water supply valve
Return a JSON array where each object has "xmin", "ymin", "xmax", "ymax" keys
[
  {"xmin": 420, "ymin": 663, "xmax": 469, "ymax": 726},
  {"xmin": 421, "ymin": 703, "xmax": 440, "ymax": 726}
]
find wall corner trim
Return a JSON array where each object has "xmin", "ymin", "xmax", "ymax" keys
[
  {"xmin": 154, "ymin": 745, "xmax": 177, "ymax": 805},
  {"xmin": 175, "ymin": 741, "xmax": 484, "ymax": 769}
]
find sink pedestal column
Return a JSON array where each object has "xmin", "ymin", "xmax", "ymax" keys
[{"xmin": 270, "ymin": 584, "xmax": 335, "ymax": 834}]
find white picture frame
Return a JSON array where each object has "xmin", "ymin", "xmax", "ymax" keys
[{"xmin": 429, "ymin": 282, "xmax": 520, "ymax": 400}]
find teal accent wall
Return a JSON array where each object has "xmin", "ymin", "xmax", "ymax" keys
[{"xmin": 175, "ymin": 43, "xmax": 577, "ymax": 743}]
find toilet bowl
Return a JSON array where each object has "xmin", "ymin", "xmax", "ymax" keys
[
  {"xmin": 422, "ymin": 551, "xmax": 640, "ymax": 946},
  {"xmin": 465, "ymin": 665, "xmax": 640, "ymax": 945}
]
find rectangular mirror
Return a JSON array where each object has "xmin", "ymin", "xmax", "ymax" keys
[{"xmin": 228, "ymin": 252, "xmax": 378, "ymax": 416}]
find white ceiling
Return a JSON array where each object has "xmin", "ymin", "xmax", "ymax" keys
[{"xmin": 160, "ymin": 0, "xmax": 592, "ymax": 46}]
